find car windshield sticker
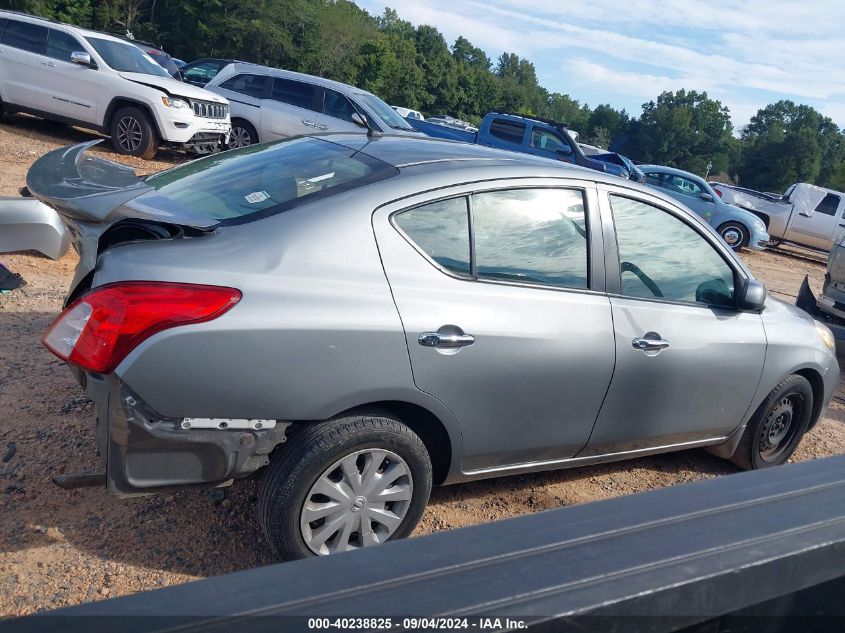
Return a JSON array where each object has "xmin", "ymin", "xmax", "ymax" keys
[
  {"xmin": 307, "ymin": 173, "xmax": 335, "ymax": 183},
  {"xmin": 244, "ymin": 191, "xmax": 271, "ymax": 204}
]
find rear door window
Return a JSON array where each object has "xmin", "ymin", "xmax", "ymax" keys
[
  {"xmin": 489, "ymin": 119, "xmax": 526, "ymax": 145},
  {"xmin": 814, "ymin": 193, "xmax": 841, "ymax": 216},
  {"xmin": 472, "ymin": 188, "xmax": 589, "ymax": 289},
  {"xmin": 2, "ymin": 20, "xmax": 48, "ymax": 54},
  {"xmin": 46, "ymin": 29, "xmax": 84, "ymax": 61},
  {"xmin": 270, "ymin": 78, "xmax": 319, "ymax": 112},
  {"xmin": 218, "ymin": 73, "xmax": 268, "ymax": 99}
]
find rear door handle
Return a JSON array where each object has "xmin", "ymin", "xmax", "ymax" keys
[
  {"xmin": 314, "ymin": 124, "xmax": 329, "ymax": 130},
  {"xmin": 418, "ymin": 332, "xmax": 475, "ymax": 348},
  {"xmin": 632, "ymin": 335, "xmax": 670, "ymax": 351},
  {"xmin": 301, "ymin": 119, "xmax": 316, "ymax": 127},
  {"xmin": 41, "ymin": 61, "xmax": 56, "ymax": 67}
]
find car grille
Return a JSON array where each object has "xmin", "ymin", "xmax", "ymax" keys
[{"xmin": 191, "ymin": 100, "xmax": 228, "ymax": 120}]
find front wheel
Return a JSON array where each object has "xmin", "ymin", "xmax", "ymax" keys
[
  {"xmin": 258, "ymin": 412, "xmax": 432, "ymax": 560},
  {"xmin": 717, "ymin": 221, "xmax": 749, "ymax": 252},
  {"xmin": 110, "ymin": 106, "xmax": 159, "ymax": 159},
  {"xmin": 730, "ymin": 374, "xmax": 813, "ymax": 470}
]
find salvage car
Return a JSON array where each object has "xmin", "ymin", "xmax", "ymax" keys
[
  {"xmin": 204, "ymin": 62, "xmax": 421, "ymax": 147},
  {"xmin": 642, "ymin": 165, "xmax": 769, "ymax": 251},
  {"xmin": 0, "ymin": 10, "xmax": 231, "ymax": 158},
  {"xmin": 711, "ymin": 182, "xmax": 845, "ymax": 252},
  {"xmin": 25, "ymin": 134, "xmax": 838, "ymax": 560}
]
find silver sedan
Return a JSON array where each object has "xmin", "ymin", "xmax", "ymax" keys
[{"xmin": 26, "ymin": 134, "xmax": 839, "ymax": 559}]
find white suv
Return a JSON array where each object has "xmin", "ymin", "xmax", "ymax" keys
[{"xmin": 0, "ymin": 11, "xmax": 231, "ymax": 159}]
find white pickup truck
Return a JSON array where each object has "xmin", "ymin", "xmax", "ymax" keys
[{"xmin": 710, "ymin": 182, "xmax": 845, "ymax": 252}]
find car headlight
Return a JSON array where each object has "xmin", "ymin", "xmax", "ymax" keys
[
  {"xmin": 815, "ymin": 321, "xmax": 836, "ymax": 351},
  {"xmin": 754, "ymin": 218, "xmax": 766, "ymax": 231},
  {"xmin": 161, "ymin": 96, "xmax": 190, "ymax": 109}
]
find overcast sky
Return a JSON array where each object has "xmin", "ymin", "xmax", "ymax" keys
[{"xmin": 356, "ymin": 0, "xmax": 845, "ymax": 132}]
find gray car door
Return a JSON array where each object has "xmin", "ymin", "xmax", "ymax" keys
[
  {"xmin": 581, "ymin": 187, "xmax": 767, "ymax": 456},
  {"xmin": 260, "ymin": 77, "xmax": 323, "ymax": 138},
  {"xmin": 373, "ymin": 180, "xmax": 616, "ymax": 474}
]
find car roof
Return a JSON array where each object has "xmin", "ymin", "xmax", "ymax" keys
[
  {"xmin": 224, "ymin": 62, "xmax": 370, "ymax": 95},
  {"xmin": 0, "ymin": 10, "xmax": 130, "ymax": 44},
  {"xmin": 639, "ymin": 164, "xmax": 706, "ymax": 181}
]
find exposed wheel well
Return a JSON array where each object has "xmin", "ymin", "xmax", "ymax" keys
[
  {"xmin": 328, "ymin": 401, "xmax": 453, "ymax": 485},
  {"xmin": 748, "ymin": 210, "xmax": 770, "ymax": 229},
  {"xmin": 794, "ymin": 368, "xmax": 825, "ymax": 431},
  {"xmin": 104, "ymin": 98, "xmax": 161, "ymax": 138}
]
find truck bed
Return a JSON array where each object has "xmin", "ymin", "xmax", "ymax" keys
[{"xmin": 407, "ymin": 119, "xmax": 477, "ymax": 143}]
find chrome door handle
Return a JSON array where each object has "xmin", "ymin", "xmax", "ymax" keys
[
  {"xmin": 301, "ymin": 119, "xmax": 316, "ymax": 127},
  {"xmin": 632, "ymin": 336, "xmax": 670, "ymax": 351},
  {"xmin": 41, "ymin": 61, "xmax": 56, "ymax": 67},
  {"xmin": 418, "ymin": 332, "xmax": 475, "ymax": 348},
  {"xmin": 314, "ymin": 124, "xmax": 329, "ymax": 130}
]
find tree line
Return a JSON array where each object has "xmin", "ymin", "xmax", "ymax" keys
[{"xmin": 3, "ymin": 0, "xmax": 845, "ymax": 192}]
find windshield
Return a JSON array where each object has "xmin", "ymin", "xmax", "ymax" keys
[
  {"xmin": 86, "ymin": 37, "xmax": 170, "ymax": 77},
  {"xmin": 141, "ymin": 137, "xmax": 398, "ymax": 225},
  {"xmin": 356, "ymin": 93, "xmax": 414, "ymax": 131}
]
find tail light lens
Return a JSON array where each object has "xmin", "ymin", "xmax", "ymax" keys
[
  {"xmin": 43, "ymin": 282, "xmax": 241, "ymax": 373},
  {"xmin": 714, "ymin": 188, "xmax": 722, "ymax": 198}
]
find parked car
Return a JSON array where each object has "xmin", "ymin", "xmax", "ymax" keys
[
  {"xmin": 204, "ymin": 62, "xmax": 421, "ymax": 148},
  {"xmin": 0, "ymin": 10, "xmax": 231, "ymax": 159},
  {"xmin": 392, "ymin": 106, "xmax": 424, "ymax": 120},
  {"xmin": 579, "ymin": 143, "xmax": 645, "ymax": 183},
  {"xmin": 642, "ymin": 165, "xmax": 769, "ymax": 251},
  {"xmin": 711, "ymin": 182, "xmax": 845, "ymax": 252},
  {"xmin": 180, "ymin": 57, "xmax": 237, "ymax": 87},
  {"xmin": 425, "ymin": 114, "xmax": 478, "ymax": 132},
  {"xmin": 24, "ymin": 134, "xmax": 838, "ymax": 559},
  {"xmin": 409, "ymin": 112, "xmax": 632, "ymax": 180}
]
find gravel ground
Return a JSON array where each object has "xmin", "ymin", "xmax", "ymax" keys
[{"xmin": 1, "ymin": 113, "xmax": 844, "ymax": 616}]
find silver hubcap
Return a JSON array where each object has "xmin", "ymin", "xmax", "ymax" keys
[
  {"xmin": 300, "ymin": 448, "xmax": 413, "ymax": 556},
  {"xmin": 229, "ymin": 126, "xmax": 252, "ymax": 148},
  {"xmin": 116, "ymin": 116, "xmax": 143, "ymax": 152},
  {"xmin": 722, "ymin": 227, "xmax": 743, "ymax": 246}
]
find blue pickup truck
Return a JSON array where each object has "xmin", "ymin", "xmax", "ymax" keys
[{"xmin": 408, "ymin": 112, "xmax": 639, "ymax": 181}]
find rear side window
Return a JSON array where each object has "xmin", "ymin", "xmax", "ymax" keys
[
  {"xmin": 2, "ymin": 20, "xmax": 48, "ymax": 54},
  {"xmin": 143, "ymin": 136, "xmax": 397, "ymax": 225},
  {"xmin": 473, "ymin": 189, "xmax": 588, "ymax": 289},
  {"xmin": 46, "ymin": 29, "xmax": 84, "ymax": 61},
  {"xmin": 218, "ymin": 73, "xmax": 267, "ymax": 99},
  {"xmin": 270, "ymin": 78, "xmax": 318, "ymax": 111},
  {"xmin": 814, "ymin": 193, "xmax": 841, "ymax": 216},
  {"xmin": 610, "ymin": 195, "xmax": 735, "ymax": 307},
  {"xmin": 394, "ymin": 198, "xmax": 471, "ymax": 275},
  {"xmin": 489, "ymin": 119, "xmax": 525, "ymax": 145}
]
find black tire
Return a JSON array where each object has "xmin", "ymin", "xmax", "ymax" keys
[
  {"xmin": 717, "ymin": 221, "xmax": 749, "ymax": 252},
  {"xmin": 730, "ymin": 374, "xmax": 813, "ymax": 470},
  {"xmin": 258, "ymin": 412, "xmax": 432, "ymax": 560},
  {"xmin": 227, "ymin": 118, "xmax": 258, "ymax": 149},
  {"xmin": 110, "ymin": 106, "xmax": 159, "ymax": 160}
]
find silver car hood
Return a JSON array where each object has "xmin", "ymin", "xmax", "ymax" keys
[{"xmin": 118, "ymin": 72, "xmax": 228, "ymax": 103}]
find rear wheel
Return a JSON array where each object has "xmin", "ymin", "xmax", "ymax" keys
[
  {"xmin": 110, "ymin": 106, "xmax": 158, "ymax": 160},
  {"xmin": 717, "ymin": 221, "xmax": 748, "ymax": 251},
  {"xmin": 227, "ymin": 119, "xmax": 258, "ymax": 149},
  {"xmin": 730, "ymin": 375, "xmax": 813, "ymax": 470},
  {"xmin": 258, "ymin": 412, "xmax": 432, "ymax": 560}
]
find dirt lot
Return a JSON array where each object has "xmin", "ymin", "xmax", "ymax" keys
[{"xmin": 1, "ymin": 114, "xmax": 844, "ymax": 616}]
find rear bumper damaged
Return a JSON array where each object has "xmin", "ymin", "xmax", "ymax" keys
[{"xmin": 82, "ymin": 371, "xmax": 288, "ymax": 497}]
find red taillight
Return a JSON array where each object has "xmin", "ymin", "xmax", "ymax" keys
[
  {"xmin": 42, "ymin": 282, "xmax": 241, "ymax": 373},
  {"xmin": 714, "ymin": 188, "xmax": 722, "ymax": 198}
]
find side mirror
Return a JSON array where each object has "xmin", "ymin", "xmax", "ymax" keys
[
  {"xmin": 555, "ymin": 146, "xmax": 573, "ymax": 156},
  {"xmin": 70, "ymin": 51, "xmax": 93, "ymax": 67},
  {"xmin": 351, "ymin": 112, "xmax": 368, "ymax": 128},
  {"xmin": 738, "ymin": 278, "xmax": 767, "ymax": 312},
  {"xmin": 700, "ymin": 193, "xmax": 714, "ymax": 202}
]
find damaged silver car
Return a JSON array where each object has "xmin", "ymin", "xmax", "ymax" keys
[{"xmin": 27, "ymin": 135, "xmax": 839, "ymax": 559}]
